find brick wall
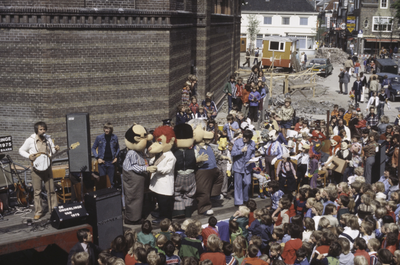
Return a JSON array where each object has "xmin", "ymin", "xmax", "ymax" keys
[{"xmin": 0, "ymin": 0, "xmax": 240, "ymax": 166}]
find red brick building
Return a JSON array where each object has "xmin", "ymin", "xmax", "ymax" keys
[{"xmin": 0, "ymin": 0, "xmax": 240, "ymax": 156}]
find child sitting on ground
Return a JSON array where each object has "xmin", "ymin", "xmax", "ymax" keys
[
  {"xmin": 268, "ymin": 242, "xmax": 283, "ymax": 264},
  {"xmin": 268, "ymin": 180, "xmax": 285, "ymax": 213},
  {"xmin": 138, "ymin": 220, "xmax": 156, "ymax": 247},
  {"xmin": 155, "ymin": 234, "xmax": 168, "ymax": 254},
  {"xmin": 164, "ymin": 240, "xmax": 181, "ymax": 265},
  {"xmin": 230, "ymin": 206, "xmax": 250, "ymax": 239},
  {"xmin": 223, "ymin": 242, "xmax": 238, "ymax": 265},
  {"xmin": 282, "ymin": 224, "xmax": 303, "ymax": 265}
]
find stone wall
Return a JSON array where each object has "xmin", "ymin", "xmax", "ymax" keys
[{"xmin": 0, "ymin": 0, "xmax": 241, "ymax": 164}]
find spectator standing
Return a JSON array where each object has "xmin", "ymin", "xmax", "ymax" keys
[
  {"xmin": 243, "ymin": 48, "xmax": 251, "ymax": 67},
  {"xmin": 378, "ymin": 89, "xmax": 388, "ymax": 118},
  {"xmin": 345, "ymin": 57, "xmax": 354, "ymax": 76},
  {"xmin": 91, "ymin": 122, "xmax": 120, "ymax": 188},
  {"xmin": 352, "ymin": 76, "xmax": 363, "ymax": 106},
  {"xmin": 253, "ymin": 47, "xmax": 259, "ymax": 65},
  {"xmin": 248, "ymin": 85, "xmax": 261, "ymax": 123},
  {"xmin": 365, "ymin": 107, "xmax": 379, "ymax": 131},
  {"xmin": 362, "ymin": 132, "xmax": 379, "ymax": 184},
  {"xmin": 223, "ymin": 75, "xmax": 236, "ymax": 113},
  {"xmin": 235, "ymin": 77, "xmax": 244, "ymax": 111}
]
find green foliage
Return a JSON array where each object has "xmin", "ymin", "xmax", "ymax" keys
[
  {"xmin": 394, "ymin": 0, "xmax": 400, "ymax": 22},
  {"xmin": 247, "ymin": 14, "xmax": 260, "ymax": 42}
]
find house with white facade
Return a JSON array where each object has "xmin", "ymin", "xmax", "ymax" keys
[{"xmin": 241, "ymin": 0, "xmax": 319, "ymax": 55}]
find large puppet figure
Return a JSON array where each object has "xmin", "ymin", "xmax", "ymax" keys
[
  {"xmin": 173, "ymin": 124, "xmax": 198, "ymax": 218},
  {"xmin": 188, "ymin": 119, "xmax": 223, "ymax": 216},
  {"xmin": 123, "ymin": 124, "xmax": 156, "ymax": 225},
  {"xmin": 148, "ymin": 126, "xmax": 177, "ymax": 224},
  {"xmin": 263, "ymin": 130, "xmax": 283, "ymax": 179}
]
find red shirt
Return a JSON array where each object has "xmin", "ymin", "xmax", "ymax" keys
[
  {"xmin": 241, "ymin": 257, "xmax": 269, "ymax": 265},
  {"xmin": 249, "ymin": 212, "xmax": 255, "ymax": 226},
  {"xmin": 282, "ymin": 239, "xmax": 302, "ymax": 264},
  {"xmin": 201, "ymin": 226, "xmax": 220, "ymax": 249},
  {"xmin": 288, "ymin": 204, "xmax": 296, "ymax": 218},
  {"xmin": 316, "ymin": 245, "xmax": 330, "ymax": 255},
  {"xmin": 200, "ymin": 252, "xmax": 226, "ymax": 265},
  {"xmin": 354, "ymin": 249, "xmax": 371, "ymax": 265},
  {"xmin": 275, "ymin": 210, "xmax": 289, "ymax": 226},
  {"xmin": 125, "ymin": 254, "xmax": 137, "ymax": 265}
]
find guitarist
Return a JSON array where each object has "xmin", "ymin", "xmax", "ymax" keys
[{"xmin": 19, "ymin": 121, "xmax": 59, "ymax": 220}]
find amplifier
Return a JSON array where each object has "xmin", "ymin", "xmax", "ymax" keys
[{"xmin": 50, "ymin": 202, "xmax": 88, "ymax": 229}]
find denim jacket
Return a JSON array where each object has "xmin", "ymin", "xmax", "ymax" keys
[{"xmin": 91, "ymin": 134, "xmax": 120, "ymax": 160}]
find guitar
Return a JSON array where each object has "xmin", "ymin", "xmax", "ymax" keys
[{"xmin": 32, "ymin": 142, "xmax": 80, "ymax": 171}]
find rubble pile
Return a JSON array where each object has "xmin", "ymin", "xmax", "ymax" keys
[{"xmin": 316, "ymin": 48, "xmax": 349, "ymax": 64}]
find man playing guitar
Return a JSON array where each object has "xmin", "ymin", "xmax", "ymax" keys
[{"xmin": 19, "ymin": 121, "xmax": 59, "ymax": 220}]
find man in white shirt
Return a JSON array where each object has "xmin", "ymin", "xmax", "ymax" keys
[{"xmin": 19, "ymin": 121, "xmax": 59, "ymax": 220}]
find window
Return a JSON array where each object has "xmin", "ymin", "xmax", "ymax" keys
[
  {"xmin": 372, "ymin": 16, "xmax": 393, "ymax": 32},
  {"xmin": 381, "ymin": 0, "xmax": 388, "ymax": 8},
  {"xmin": 300, "ymin": 18, "xmax": 308, "ymax": 25},
  {"xmin": 256, "ymin": 34, "xmax": 263, "ymax": 48},
  {"xmin": 282, "ymin": 17, "xmax": 290, "ymax": 25},
  {"xmin": 333, "ymin": 2, "xmax": 339, "ymax": 10},
  {"xmin": 269, "ymin": 41, "xmax": 285, "ymax": 51},
  {"xmin": 364, "ymin": 19, "xmax": 369, "ymax": 28},
  {"xmin": 264, "ymin": 16, "xmax": 272, "ymax": 24}
]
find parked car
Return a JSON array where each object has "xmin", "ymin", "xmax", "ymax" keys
[
  {"xmin": 307, "ymin": 58, "xmax": 333, "ymax": 77},
  {"xmin": 375, "ymin": 59, "xmax": 398, "ymax": 75},
  {"xmin": 377, "ymin": 72, "xmax": 400, "ymax": 101}
]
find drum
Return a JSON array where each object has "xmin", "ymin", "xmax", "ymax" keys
[{"xmin": 33, "ymin": 154, "xmax": 51, "ymax": 171}]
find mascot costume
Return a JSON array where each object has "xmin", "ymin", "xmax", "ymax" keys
[
  {"xmin": 123, "ymin": 124, "xmax": 156, "ymax": 225},
  {"xmin": 216, "ymin": 137, "xmax": 232, "ymax": 197},
  {"xmin": 188, "ymin": 119, "xmax": 223, "ymax": 215},
  {"xmin": 173, "ymin": 124, "xmax": 197, "ymax": 218},
  {"xmin": 148, "ymin": 126, "xmax": 177, "ymax": 224},
  {"xmin": 263, "ymin": 130, "xmax": 283, "ymax": 179}
]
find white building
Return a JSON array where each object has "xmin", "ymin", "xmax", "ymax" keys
[{"xmin": 241, "ymin": 0, "xmax": 319, "ymax": 55}]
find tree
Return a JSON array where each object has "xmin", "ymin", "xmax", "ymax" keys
[{"xmin": 247, "ymin": 14, "xmax": 260, "ymax": 52}]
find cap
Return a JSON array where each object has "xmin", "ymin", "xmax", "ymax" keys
[{"xmin": 162, "ymin": 119, "xmax": 172, "ymax": 126}]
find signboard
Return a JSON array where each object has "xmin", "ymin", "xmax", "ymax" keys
[
  {"xmin": 340, "ymin": 23, "xmax": 346, "ymax": 30},
  {"xmin": 0, "ymin": 136, "xmax": 12, "ymax": 152},
  {"xmin": 347, "ymin": 16, "xmax": 356, "ymax": 33}
]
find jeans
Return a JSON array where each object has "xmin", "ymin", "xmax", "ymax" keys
[
  {"xmin": 98, "ymin": 160, "xmax": 115, "ymax": 187},
  {"xmin": 378, "ymin": 102, "xmax": 385, "ymax": 118},
  {"xmin": 354, "ymin": 92, "xmax": 361, "ymax": 105},
  {"xmin": 234, "ymin": 171, "xmax": 251, "ymax": 205},
  {"xmin": 364, "ymin": 156, "xmax": 375, "ymax": 184},
  {"xmin": 227, "ymin": 95, "xmax": 232, "ymax": 113}
]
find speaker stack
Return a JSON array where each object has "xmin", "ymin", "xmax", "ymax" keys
[
  {"xmin": 66, "ymin": 113, "xmax": 92, "ymax": 173},
  {"xmin": 84, "ymin": 188, "xmax": 123, "ymax": 250}
]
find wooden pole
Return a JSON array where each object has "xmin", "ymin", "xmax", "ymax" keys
[
  {"xmin": 326, "ymin": 110, "xmax": 330, "ymax": 138},
  {"xmin": 269, "ymin": 72, "xmax": 273, "ymax": 97},
  {"xmin": 284, "ymin": 75, "xmax": 289, "ymax": 94}
]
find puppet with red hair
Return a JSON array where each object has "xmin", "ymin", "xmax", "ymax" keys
[
  {"xmin": 148, "ymin": 125, "xmax": 177, "ymax": 224},
  {"xmin": 329, "ymin": 135, "xmax": 342, "ymax": 156}
]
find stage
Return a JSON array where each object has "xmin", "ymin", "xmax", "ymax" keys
[{"xmin": 0, "ymin": 205, "xmax": 91, "ymax": 265}]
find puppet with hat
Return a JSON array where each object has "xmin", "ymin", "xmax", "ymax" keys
[
  {"xmin": 123, "ymin": 124, "xmax": 157, "ymax": 225},
  {"xmin": 172, "ymin": 124, "xmax": 199, "ymax": 218},
  {"xmin": 291, "ymin": 143, "xmax": 310, "ymax": 186},
  {"xmin": 263, "ymin": 130, "xmax": 283, "ymax": 180},
  {"xmin": 188, "ymin": 119, "xmax": 223, "ymax": 216},
  {"xmin": 309, "ymin": 143, "xmax": 322, "ymax": 188},
  {"xmin": 147, "ymin": 125, "xmax": 177, "ymax": 224}
]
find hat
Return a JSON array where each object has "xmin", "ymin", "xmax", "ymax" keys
[
  {"xmin": 302, "ymin": 143, "xmax": 310, "ymax": 150},
  {"xmin": 282, "ymin": 152, "xmax": 290, "ymax": 159},
  {"xmin": 186, "ymin": 81, "xmax": 191, "ymax": 86},
  {"xmin": 206, "ymin": 92, "xmax": 214, "ymax": 98},
  {"xmin": 285, "ymin": 98, "xmax": 292, "ymax": 103},
  {"xmin": 341, "ymin": 141, "xmax": 348, "ymax": 150},
  {"xmin": 162, "ymin": 119, "xmax": 172, "ymax": 126}
]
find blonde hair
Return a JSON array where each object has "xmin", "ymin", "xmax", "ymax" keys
[
  {"xmin": 239, "ymin": 206, "xmax": 250, "ymax": 217},
  {"xmin": 374, "ymin": 182, "xmax": 386, "ymax": 193},
  {"xmin": 207, "ymin": 234, "xmax": 223, "ymax": 252},
  {"xmin": 354, "ymin": 256, "xmax": 368, "ymax": 265},
  {"xmin": 233, "ymin": 242, "xmax": 244, "ymax": 258},
  {"xmin": 71, "ymin": 252, "xmax": 89, "ymax": 265},
  {"xmin": 156, "ymin": 234, "xmax": 168, "ymax": 246},
  {"xmin": 194, "ymin": 220, "xmax": 203, "ymax": 234},
  {"xmin": 376, "ymin": 207, "xmax": 388, "ymax": 219},
  {"xmin": 361, "ymin": 194, "xmax": 372, "ymax": 206},
  {"xmin": 338, "ymin": 182, "xmax": 350, "ymax": 194},
  {"xmin": 313, "ymin": 202, "xmax": 324, "ymax": 216},
  {"xmin": 307, "ymin": 198, "xmax": 316, "ymax": 207},
  {"xmin": 147, "ymin": 251, "xmax": 160, "ymax": 265},
  {"xmin": 354, "ymin": 167, "xmax": 364, "ymax": 177},
  {"xmin": 394, "ymin": 250, "xmax": 400, "ymax": 265},
  {"xmin": 340, "ymin": 213, "xmax": 351, "ymax": 225},
  {"xmin": 338, "ymin": 238, "xmax": 351, "ymax": 254},
  {"xmin": 181, "ymin": 219, "xmax": 194, "ymax": 231},
  {"xmin": 369, "ymin": 238, "xmax": 381, "ymax": 252},
  {"xmin": 355, "ymin": 176, "xmax": 366, "ymax": 183},
  {"xmin": 318, "ymin": 217, "xmax": 330, "ymax": 228}
]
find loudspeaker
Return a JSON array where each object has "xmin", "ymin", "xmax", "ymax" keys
[
  {"xmin": 50, "ymin": 202, "xmax": 88, "ymax": 229},
  {"xmin": 84, "ymin": 188, "xmax": 123, "ymax": 250},
  {"xmin": 372, "ymin": 140, "xmax": 386, "ymax": 183},
  {"xmin": 66, "ymin": 113, "xmax": 91, "ymax": 173}
]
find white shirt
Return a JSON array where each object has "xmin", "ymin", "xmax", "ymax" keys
[
  {"xmin": 19, "ymin": 133, "xmax": 57, "ymax": 158},
  {"xmin": 291, "ymin": 152, "xmax": 309, "ymax": 175},
  {"xmin": 333, "ymin": 125, "xmax": 351, "ymax": 142},
  {"xmin": 367, "ymin": 96, "xmax": 380, "ymax": 109},
  {"xmin": 149, "ymin": 151, "xmax": 176, "ymax": 196}
]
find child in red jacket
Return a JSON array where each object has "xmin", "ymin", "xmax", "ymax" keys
[{"xmin": 282, "ymin": 224, "xmax": 303, "ymax": 265}]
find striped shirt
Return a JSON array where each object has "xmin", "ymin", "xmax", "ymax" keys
[{"xmin": 123, "ymin": 149, "xmax": 148, "ymax": 174}]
